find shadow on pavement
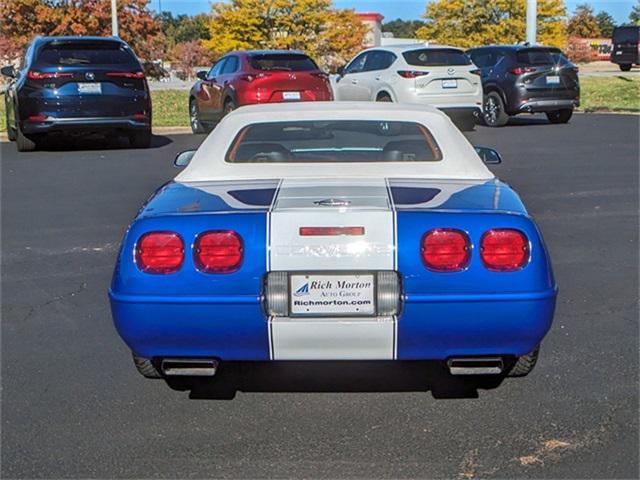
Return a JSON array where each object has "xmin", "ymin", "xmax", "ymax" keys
[
  {"xmin": 165, "ymin": 361, "xmax": 508, "ymax": 400},
  {"xmin": 34, "ymin": 133, "xmax": 172, "ymax": 151}
]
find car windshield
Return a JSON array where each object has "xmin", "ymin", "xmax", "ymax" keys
[
  {"xmin": 226, "ymin": 120, "xmax": 442, "ymax": 163},
  {"xmin": 613, "ymin": 27, "xmax": 639, "ymax": 43},
  {"xmin": 249, "ymin": 54, "xmax": 318, "ymax": 71},
  {"xmin": 516, "ymin": 48, "xmax": 564, "ymax": 65},
  {"xmin": 34, "ymin": 42, "xmax": 139, "ymax": 67},
  {"xmin": 402, "ymin": 48, "xmax": 471, "ymax": 66}
]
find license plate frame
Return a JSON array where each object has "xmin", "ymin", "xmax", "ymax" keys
[
  {"xmin": 283, "ymin": 91, "xmax": 301, "ymax": 101},
  {"xmin": 78, "ymin": 82, "xmax": 102, "ymax": 94},
  {"xmin": 289, "ymin": 272, "xmax": 377, "ymax": 317},
  {"xmin": 546, "ymin": 75, "xmax": 560, "ymax": 85},
  {"xmin": 442, "ymin": 79, "xmax": 458, "ymax": 89}
]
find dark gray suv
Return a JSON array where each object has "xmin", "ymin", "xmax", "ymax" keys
[{"xmin": 467, "ymin": 45, "xmax": 580, "ymax": 127}]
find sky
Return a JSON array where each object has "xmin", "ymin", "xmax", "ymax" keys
[{"xmin": 151, "ymin": 0, "xmax": 636, "ymax": 24}]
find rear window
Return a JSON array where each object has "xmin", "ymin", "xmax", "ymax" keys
[
  {"xmin": 402, "ymin": 48, "xmax": 471, "ymax": 66},
  {"xmin": 34, "ymin": 42, "xmax": 139, "ymax": 68},
  {"xmin": 248, "ymin": 54, "xmax": 318, "ymax": 72},
  {"xmin": 613, "ymin": 27, "xmax": 640, "ymax": 43},
  {"xmin": 226, "ymin": 121, "xmax": 442, "ymax": 163},
  {"xmin": 516, "ymin": 48, "xmax": 563, "ymax": 65}
]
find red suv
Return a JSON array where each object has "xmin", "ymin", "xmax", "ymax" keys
[{"xmin": 189, "ymin": 50, "xmax": 333, "ymax": 133}]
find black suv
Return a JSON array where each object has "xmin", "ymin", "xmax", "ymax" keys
[
  {"xmin": 467, "ymin": 45, "xmax": 579, "ymax": 127},
  {"xmin": 610, "ymin": 26, "xmax": 639, "ymax": 72},
  {"xmin": 2, "ymin": 36, "xmax": 151, "ymax": 151}
]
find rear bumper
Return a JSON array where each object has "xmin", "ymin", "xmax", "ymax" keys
[
  {"xmin": 110, "ymin": 288, "xmax": 556, "ymax": 361},
  {"xmin": 516, "ymin": 98, "xmax": 579, "ymax": 113},
  {"xmin": 22, "ymin": 116, "xmax": 150, "ymax": 134}
]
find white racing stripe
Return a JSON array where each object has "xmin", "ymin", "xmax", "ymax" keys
[{"xmin": 267, "ymin": 178, "xmax": 398, "ymax": 360}]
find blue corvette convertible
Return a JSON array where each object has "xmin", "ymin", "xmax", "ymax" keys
[{"xmin": 109, "ymin": 102, "xmax": 556, "ymax": 387}]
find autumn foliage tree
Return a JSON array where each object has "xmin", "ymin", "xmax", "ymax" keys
[
  {"xmin": 0, "ymin": 0, "xmax": 163, "ymax": 63},
  {"xmin": 169, "ymin": 40, "xmax": 213, "ymax": 79},
  {"xmin": 415, "ymin": 0, "xmax": 567, "ymax": 49},
  {"xmin": 567, "ymin": 3, "xmax": 601, "ymax": 38},
  {"xmin": 203, "ymin": 0, "xmax": 367, "ymax": 71}
]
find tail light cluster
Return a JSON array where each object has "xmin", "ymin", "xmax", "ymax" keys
[
  {"xmin": 421, "ymin": 228, "xmax": 529, "ymax": 272},
  {"xmin": 509, "ymin": 66, "xmax": 536, "ymax": 75},
  {"xmin": 397, "ymin": 70, "xmax": 428, "ymax": 79},
  {"xmin": 106, "ymin": 71, "xmax": 145, "ymax": 79},
  {"xmin": 135, "ymin": 230, "xmax": 243, "ymax": 274},
  {"xmin": 27, "ymin": 71, "xmax": 73, "ymax": 80}
]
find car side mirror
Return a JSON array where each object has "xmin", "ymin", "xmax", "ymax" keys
[
  {"xmin": 174, "ymin": 150, "xmax": 196, "ymax": 168},
  {"xmin": 336, "ymin": 66, "xmax": 345, "ymax": 76},
  {"xmin": 475, "ymin": 146, "xmax": 502, "ymax": 165},
  {"xmin": 1, "ymin": 65, "xmax": 16, "ymax": 78},
  {"xmin": 196, "ymin": 70, "xmax": 207, "ymax": 81}
]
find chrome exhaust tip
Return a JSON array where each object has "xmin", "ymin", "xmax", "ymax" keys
[
  {"xmin": 161, "ymin": 358, "xmax": 219, "ymax": 377},
  {"xmin": 447, "ymin": 357, "xmax": 504, "ymax": 375}
]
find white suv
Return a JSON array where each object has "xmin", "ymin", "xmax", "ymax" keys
[{"xmin": 334, "ymin": 44, "xmax": 483, "ymax": 131}]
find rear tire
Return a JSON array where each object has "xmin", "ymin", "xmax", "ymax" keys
[
  {"xmin": 619, "ymin": 64, "xmax": 632, "ymax": 72},
  {"xmin": 6, "ymin": 110, "xmax": 16, "ymax": 141},
  {"xmin": 376, "ymin": 93, "xmax": 392, "ymax": 102},
  {"xmin": 507, "ymin": 347, "xmax": 539, "ymax": 377},
  {"xmin": 128, "ymin": 128, "xmax": 151, "ymax": 148},
  {"xmin": 482, "ymin": 91, "xmax": 509, "ymax": 127},
  {"xmin": 546, "ymin": 108, "xmax": 573, "ymax": 124},
  {"xmin": 223, "ymin": 98, "xmax": 236, "ymax": 116},
  {"xmin": 133, "ymin": 355, "xmax": 162, "ymax": 378},
  {"xmin": 16, "ymin": 125, "xmax": 37, "ymax": 151}
]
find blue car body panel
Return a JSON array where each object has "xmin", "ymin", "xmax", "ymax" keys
[{"xmin": 110, "ymin": 178, "xmax": 556, "ymax": 362}]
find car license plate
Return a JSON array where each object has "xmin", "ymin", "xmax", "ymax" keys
[
  {"xmin": 546, "ymin": 75, "xmax": 560, "ymax": 85},
  {"xmin": 442, "ymin": 79, "xmax": 457, "ymax": 89},
  {"xmin": 78, "ymin": 82, "xmax": 102, "ymax": 94},
  {"xmin": 283, "ymin": 91, "xmax": 301, "ymax": 101},
  {"xmin": 290, "ymin": 273, "xmax": 375, "ymax": 316}
]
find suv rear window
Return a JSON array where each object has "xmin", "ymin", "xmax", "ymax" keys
[
  {"xmin": 34, "ymin": 42, "xmax": 139, "ymax": 68},
  {"xmin": 226, "ymin": 121, "xmax": 442, "ymax": 163},
  {"xmin": 249, "ymin": 54, "xmax": 318, "ymax": 71},
  {"xmin": 403, "ymin": 48, "xmax": 471, "ymax": 66},
  {"xmin": 613, "ymin": 26, "xmax": 640, "ymax": 44},
  {"xmin": 516, "ymin": 48, "xmax": 563, "ymax": 65}
]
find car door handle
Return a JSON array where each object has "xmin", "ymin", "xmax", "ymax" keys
[
  {"xmin": 351, "ymin": 79, "xmax": 358, "ymax": 84},
  {"xmin": 375, "ymin": 76, "xmax": 381, "ymax": 81}
]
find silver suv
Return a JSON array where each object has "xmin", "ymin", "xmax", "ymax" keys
[{"xmin": 334, "ymin": 44, "xmax": 483, "ymax": 131}]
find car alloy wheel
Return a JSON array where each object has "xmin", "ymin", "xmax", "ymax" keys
[
  {"xmin": 190, "ymin": 102, "xmax": 200, "ymax": 131},
  {"xmin": 485, "ymin": 96, "xmax": 499, "ymax": 123}
]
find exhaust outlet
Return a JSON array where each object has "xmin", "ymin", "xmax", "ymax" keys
[
  {"xmin": 161, "ymin": 359, "xmax": 219, "ymax": 377},
  {"xmin": 447, "ymin": 357, "xmax": 503, "ymax": 375}
]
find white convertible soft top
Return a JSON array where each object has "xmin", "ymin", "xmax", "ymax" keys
[{"xmin": 176, "ymin": 102, "xmax": 494, "ymax": 182}]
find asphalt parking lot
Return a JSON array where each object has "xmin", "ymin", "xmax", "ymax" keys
[{"xmin": 1, "ymin": 113, "xmax": 638, "ymax": 479}]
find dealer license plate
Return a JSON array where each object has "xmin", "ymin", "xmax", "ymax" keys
[
  {"xmin": 290, "ymin": 273, "xmax": 375, "ymax": 316},
  {"xmin": 78, "ymin": 82, "xmax": 102, "ymax": 94},
  {"xmin": 283, "ymin": 91, "xmax": 301, "ymax": 101},
  {"xmin": 442, "ymin": 79, "xmax": 457, "ymax": 89},
  {"xmin": 546, "ymin": 75, "xmax": 560, "ymax": 85}
]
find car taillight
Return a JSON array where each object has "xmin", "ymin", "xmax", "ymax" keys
[
  {"xmin": 106, "ymin": 71, "xmax": 145, "ymax": 79},
  {"xmin": 397, "ymin": 70, "xmax": 428, "ymax": 78},
  {"xmin": 27, "ymin": 71, "xmax": 73, "ymax": 80},
  {"xmin": 470, "ymin": 68, "xmax": 481, "ymax": 75},
  {"xmin": 240, "ymin": 73, "xmax": 272, "ymax": 82},
  {"xmin": 194, "ymin": 230, "xmax": 243, "ymax": 273},
  {"xmin": 481, "ymin": 229, "xmax": 529, "ymax": 271},
  {"xmin": 136, "ymin": 232, "xmax": 184, "ymax": 274},
  {"xmin": 510, "ymin": 67, "xmax": 536, "ymax": 75},
  {"xmin": 421, "ymin": 228, "xmax": 470, "ymax": 272},
  {"xmin": 311, "ymin": 72, "xmax": 329, "ymax": 80}
]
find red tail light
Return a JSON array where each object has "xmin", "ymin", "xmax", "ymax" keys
[
  {"xmin": 421, "ymin": 229, "xmax": 470, "ymax": 272},
  {"xmin": 240, "ymin": 73, "xmax": 272, "ymax": 82},
  {"xmin": 481, "ymin": 229, "xmax": 529, "ymax": 271},
  {"xmin": 299, "ymin": 226, "xmax": 365, "ymax": 236},
  {"xmin": 397, "ymin": 70, "xmax": 428, "ymax": 79},
  {"xmin": 28, "ymin": 115, "xmax": 47, "ymax": 121},
  {"xmin": 194, "ymin": 230, "xmax": 243, "ymax": 273},
  {"xmin": 106, "ymin": 71, "xmax": 145, "ymax": 79},
  {"xmin": 136, "ymin": 232, "xmax": 184, "ymax": 274},
  {"xmin": 27, "ymin": 71, "xmax": 73, "ymax": 80},
  {"xmin": 510, "ymin": 67, "xmax": 536, "ymax": 75}
]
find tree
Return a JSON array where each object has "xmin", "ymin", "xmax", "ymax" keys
[
  {"xmin": 202, "ymin": 0, "xmax": 367, "ymax": 70},
  {"xmin": 382, "ymin": 19, "xmax": 426, "ymax": 38},
  {"xmin": 169, "ymin": 40, "xmax": 213, "ymax": 79},
  {"xmin": 415, "ymin": 0, "xmax": 567, "ymax": 49},
  {"xmin": 595, "ymin": 11, "xmax": 616, "ymax": 37},
  {"xmin": 0, "ymin": 0, "xmax": 163, "ymax": 62},
  {"xmin": 567, "ymin": 3, "xmax": 601, "ymax": 38},
  {"xmin": 159, "ymin": 12, "xmax": 210, "ymax": 49},
  {"xmin": 631, "ymin": 0, "xmax": 640, "ymax": 25}
]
